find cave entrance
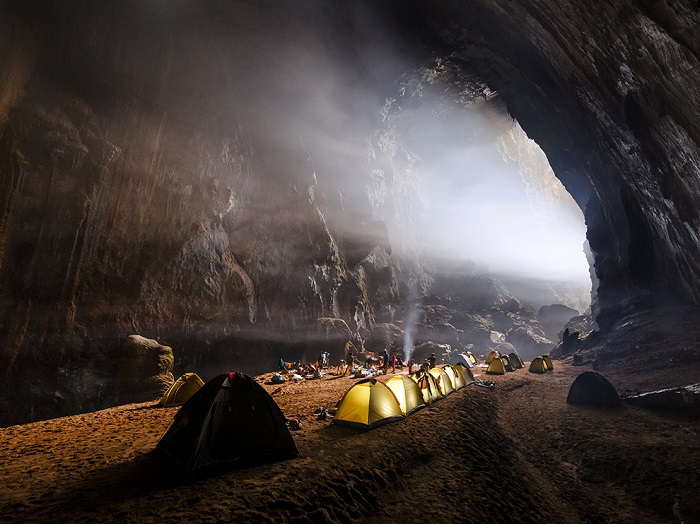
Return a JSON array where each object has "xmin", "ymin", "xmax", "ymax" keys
[{"xmin": 368, "ymin": 62, "xmax": 592, "ymax": 315}]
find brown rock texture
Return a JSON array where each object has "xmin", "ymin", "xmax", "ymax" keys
[{"xmin": 116, "ymin": 335, "xmax": 174, "ymax": 405}]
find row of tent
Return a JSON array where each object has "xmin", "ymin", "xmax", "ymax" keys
[
  {"xmin": 153, "ymin": 351, "xmax": 552, "ymax": 479},
  {"xmin": 332, "ymin": 361, "xmax": 476, "ymax": 430},
  {"xmin": 483, "ymin": 350, "xmax": 553, "ymax": 375},
  {"xmin": 157, "ymin": 351, "xmax": 552, "ymax": 410},
  {"xmin": 484, "ymin": 350, "xmax": 525, "ymax": 375}
]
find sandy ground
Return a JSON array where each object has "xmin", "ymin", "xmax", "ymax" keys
[{"xmin": 1, "ymin": 356, "xmax": 699, "ymax": 523}]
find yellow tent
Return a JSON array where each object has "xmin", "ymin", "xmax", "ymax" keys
[
  {"xmin": 443, "ymin": 364, "xmax": 465, "ymax": 390},
  {"xmin": 485, "ymin": 350, "xmax": 501, "ymax": 364},
  {"xmin": 508, "ymin": 352, "xmax": 525, "ymax": 369},
  {"xmin": 428, "ymin": 367, "xmax": 455, "ymax": 396},
  {"xmin": 466, "ymin": 352, "xmax": 478, "ymax": 365},
  {"xmin": 159, "ymin": 372, "xmax": 205, "ymax": 406},
  {"xmin": 333, "ymin": 379, "xmax": 405, "ymax": 429},
  {"xmin": 455, "ymin": 362, "xmax": 475, "ymax": 381},
  {"xmin": 385, "ymin": 375, "xmax": 426, "ymax": 415},
  {"xmin": 542, "ymin": 355, "xmax": 554, "ymax": 371},
  {"xmin": 411, "ymin": 371, "xmax": 444, "ymax": 404},
  {"xmin": 529, "ymin": 356, "xmax": 548, "ymax": 374},
  {"xmin": 486, "ymin": 358, "xmax": 506, "ymax": 375}
]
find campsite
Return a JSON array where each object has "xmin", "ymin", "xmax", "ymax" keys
[{"xmin": 1, "ymin": 336, "xmax": 698, "ymax": 523}]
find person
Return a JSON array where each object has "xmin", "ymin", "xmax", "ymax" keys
[
  {"xmin": 421, "ymin": 359, "xmax": 430, "ymax": 372},
  {"xmin": 391, "ymin": 351, "xmax": 397, "ymax": 373},
  {"xmin": 429, "ymin": 353, "xmax": 437, "ymax": 368},
  {"xmin": 319, "ymin": 351, "xmax": 330, "ymax": 369},
  {"xmin": 344, "ymin": 351, "xmax": 354, "ymax": 375},
  {"xmin": 408, "ymin": 358, "xmax": 415, "ymax": 374},
  {"xmin": 383, "ymin": 350, "xmax": 390, "ymax": 374}
]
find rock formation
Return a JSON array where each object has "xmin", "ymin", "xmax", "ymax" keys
[
  {"xmin": 0, "ymin": 0, "xmax": 697, "ymax": 425},
  {"xmin": 116, "ymin": 335, "xmax": 174, "ymax": 405}
]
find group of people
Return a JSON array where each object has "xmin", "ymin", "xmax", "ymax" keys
[
  {"xmin": 340, "ymin": 349, "xmax": 439, "ymax": 376},
  {"xmin": 278, "ymin": 359, "xmax": 324, "ymax": 376},
  {"xmin": 282, "ymin": 347, "xmax": 441, "ymax": 379}
]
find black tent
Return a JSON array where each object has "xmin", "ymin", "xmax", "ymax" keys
[
  {"xmin": 566, "ymin": 371, "xmax": 620, "ymax": 407},
  {"xmin": 157, "ymin": 372, "xmax": 299, "ymax": 480}
]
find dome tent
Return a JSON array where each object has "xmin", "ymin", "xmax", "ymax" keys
[
  {"xmin": 449, "ymin": 353, "xmax": 474, "ymax": 369},
  {"xmin": 508, "ymin": 353, "xmax": 525, "ymax": 370},
  {"xmin": 333, "ymin": 378, "xmax": 405, "ymax": 429},
  {"xmin": 411, "ymin": 370, "xmax": 444, "ymax": 404},
  {"xmin": 385, "ymin": 375, "xmax": 426, "ymax": 415},
  {"xmin": 485, "ymin": 350, "xmax": 501, "ymax": 364},
  {"xmin": 542, "ymin": 355, "xmax": 554, "ymax": 370},
  {"xmin": 501, "ymin": 356, "xmax": 514, "ymax": 372},
  {"xmin": 529, "ymin": 356, "xmax": 549, "ymax": 373},
  {"xmin": 443, "ymin": 364, "xmax": 465, "ymax": 390},
  {"xmin": 487, "ymin": 358, "xmax": 506, "ymax": 375},
  {"xmin": 428, "ymin": 367, "xmax": 455, "ymax": 396},
  {"xmin": 567, "ymin": 371, "xmax": 620, "ymax": 407},
  {"xmin": 455, "ymin": 362, "xmax": 475, "ymax": 381},
  {"xmin": 157, "ymin": 372, "xmax": 298, "ymax": 480},
  {"xmin": 159, "ymin": 372, "xmax": 205, "ymax": 407}
]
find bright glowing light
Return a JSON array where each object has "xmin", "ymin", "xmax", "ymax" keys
[{"xmin": 416, "ymin": 131, "xmax": 590, "ymax": 285}]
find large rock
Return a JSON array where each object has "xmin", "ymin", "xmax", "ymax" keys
[{"xmin": 116, "ymin": 335, "xmax": 174, "ymax": 405}]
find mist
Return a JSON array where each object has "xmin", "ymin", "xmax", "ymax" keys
[
  {"xmin": 49, "ymin": 0, "xmax": 591, "ymax": 309},
  {"xmin": 416, "ymin": 120, "xmax": 590, "ymax": 283}
]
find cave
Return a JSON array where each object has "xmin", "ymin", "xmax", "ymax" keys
[
  {"xmin": 0, "ymin": 1, "xmax": 699, "ymax": 519},
  {"xmin": 1, "ymin": 0, "xmax": 698, "ymax": 419},
  {"xmin": 0, "ymin": 0, "xmax": 700, "ymax": 522}
]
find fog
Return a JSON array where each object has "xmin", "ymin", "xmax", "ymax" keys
[
  {"xmin": 414, "ymin": 119, "xmax": 590, "ymax": 284},
  {"xmin": 55, "ymin": 1, "xmax": 591, "ymax": 308},
  {"xmin": 222, "ymin": 3, "xmax": 593, "ymax": 306}
]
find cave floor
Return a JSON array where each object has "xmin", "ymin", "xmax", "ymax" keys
[{"xmin": 0, "ymin": 352, "xmax": 698, "ymax": 523}]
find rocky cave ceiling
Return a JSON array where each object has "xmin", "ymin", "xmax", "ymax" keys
[{"xmin": 0, "ymin": 0, "xmax": 698, "ymax": 424}]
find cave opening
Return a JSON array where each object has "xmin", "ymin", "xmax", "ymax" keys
[{"xmin": 367, "ymin": 60, "xmax": 593, "ymax": 316}]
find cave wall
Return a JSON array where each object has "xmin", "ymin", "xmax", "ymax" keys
[
  {"xmin": 389, "ymin": 0, "xmax": 700, "ymax": 328},
  {"xmin": 0, "ymin": 0, "xmax": 698, "ymax": 424},
  {"xmin": 0, "ymin": 1, "xmax": 409, "ymax": 424}
]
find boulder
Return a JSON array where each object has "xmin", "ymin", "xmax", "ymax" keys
[
  {"xmin": 412, "ymin": 341, "xmax": 451, "ymax": 366},
  {"xmin": 117, "ymin": 335, "xmax": 174, "ymax": 405}
]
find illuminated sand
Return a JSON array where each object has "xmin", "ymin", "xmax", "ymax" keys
[{"xmin": 1, "ymin": 361, "xmax": 698, "ymax": 523}]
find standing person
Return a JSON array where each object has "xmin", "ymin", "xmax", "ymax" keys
[
  {"xmin": 429, "ymin": 353, "xmax": 437, "ymax": 369},
  {"xmin": 391, "ymin": 351, "xmax": 397, "ymax": 373},
  {"xmin": 344, "ymin": 351, "xmax": 355, "ymax": 375},
  {"xmin": 383, "ymin": 349, "xmax": 390, "ymax": 374},
  {"xmin": 408, "ymin": 358, "xmax": 415, "ymax": 374}
]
